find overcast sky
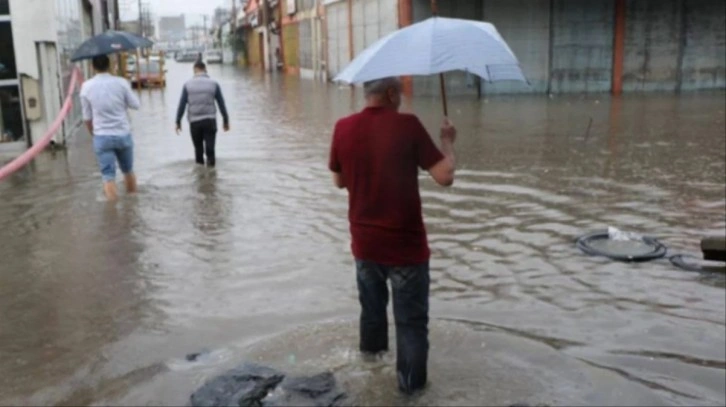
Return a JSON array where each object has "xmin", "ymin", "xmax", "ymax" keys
[{"xmin": 120, "ymin": 0, "xmax": 233, "ymax": 25}]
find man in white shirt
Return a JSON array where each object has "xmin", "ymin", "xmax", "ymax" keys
[{"xmin": 80, "ymin": 54, "xmax": 141, "ymax": 200}]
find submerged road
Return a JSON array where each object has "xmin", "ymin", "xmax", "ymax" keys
[{"xmin": 0, "ymin": 62, "xmax": 724, "ymax": 406}]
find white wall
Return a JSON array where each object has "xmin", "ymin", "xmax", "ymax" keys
[
  {"xmin": 9, "ymin": 0, "xmax": 59, "ymax": 141},
  {"xmin": 9, "ymin": 0, "xmax": 57, "ymax": 79},
  {"xmin": 10, "ymin": 0, "xmax": 104, "ymax": 144}
]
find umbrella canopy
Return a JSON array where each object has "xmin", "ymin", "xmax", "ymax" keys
[
  {"xmin": 71, "ymin": 30, "xmax": 154, "ymax": 62},
  {"xmin": 333, "ymin": 16, "xmax": 527, "ymax": 84}
]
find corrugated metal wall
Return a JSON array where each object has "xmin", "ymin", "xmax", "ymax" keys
[
  {"xmin": 352, "ymin": 0, "xmax": 397, "ymax": 55},
  {"xmin": 299, "ymin": 18, "xmax": 313, "ymax": 70},
  {"xmin": 326, "ymin": 0, "xmax": 397, "ymax": 80},
  {"xmin": 325, "ymin": 1, "xmax": 349, "ymax": 79}
]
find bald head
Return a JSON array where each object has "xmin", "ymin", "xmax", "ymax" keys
[
  {"xmin": 363, "ymin": 77, "xmax": 402, "ymax": 109},
  {"xmin": 364, "ymin": 77, "xmax": 402, "ymax": 96}
]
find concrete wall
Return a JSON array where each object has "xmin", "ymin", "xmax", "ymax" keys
[
  {"xmin": 482, "ymin": 0, "xmax": 550, "ymax": 94},
  {"xmin": 321, "ymin": 0, "xmax": 724, "ymax": 94},
  {"xmin": 680, "ymin": 0, "xmax": 726, "ymax": 90},
  {"xmin": 622, "ymin": 0, "xmax": 682, "ymax": 92},
  {"xmin": 549, "ymin": 0, "xmax": 614, "ymax": 93},
  {"xmin": 411, "ymin": 0, "xmax": 483, "ymax": 96},
  {"xmin": 406, "ymin": 0, "xmax": 725, "ymax": 95},
  {"xmin": 622, "ymin": 0, "xmax": 725, "ymax": 92}
]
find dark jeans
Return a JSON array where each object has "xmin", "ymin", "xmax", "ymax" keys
[
  {"xmin": 355, "ymin": 260, "xmax": 430, "ymax": 394},
  {"xmin": 190, "ymin": 119, "xmax": 217, "ymax": 167}
]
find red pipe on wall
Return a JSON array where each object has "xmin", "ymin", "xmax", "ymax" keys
[{"xmin": 0, "ymin": 67, "xmax": 83, "ymax": 182}]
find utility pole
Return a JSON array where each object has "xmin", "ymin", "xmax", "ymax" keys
[
  {"xmin": 202, "ymin": 15, "xmax": 209, "ymax": 49},
  {"xmin": 137, "ymin": 0, "xmax": 143, "ymax": 35},
  {"xmin": 231, "ymin": 0, "xmax": 237, "ymax": 63},
  {"xmin": 189, "ymin": 25, "xmax": 202, "ymax": 48}
]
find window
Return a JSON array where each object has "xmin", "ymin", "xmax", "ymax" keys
[
  {"xmin": 0, "ymin": 86, "xmax": 23, "ymax": 142},
  {"xmin": 0, "ymin": 22, "xmax": 17, "ymax": 80},
  {"xmin": 0, "ymin": 22, "xmax": 18, "ymax": 80},
  {"xmin": 0, "ymin": 0, "xmax": 9, "ymax": 15}
]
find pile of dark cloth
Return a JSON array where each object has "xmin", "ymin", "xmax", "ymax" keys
[{"xmin": 190, "ymin": 363, "xmax": 346, "ymax": 407}]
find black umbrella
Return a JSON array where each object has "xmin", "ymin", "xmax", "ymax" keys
[{"xmin": 71, "ymin": 30, "xmax": 153, "ymax": 62}]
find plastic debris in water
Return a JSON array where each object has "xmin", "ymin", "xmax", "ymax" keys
[{"xmin": 608, "ymin": 226, "xmax": 643, "ymax": 242}]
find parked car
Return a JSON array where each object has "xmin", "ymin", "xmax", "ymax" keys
[
  {"xmin": 175, "ymin": 51, "xmax": 200, "ymax": 63},
  {"xmin": 131, "ymin": 60, "xmax": 166, "ymax": 88},
  {"xmin": 204, "ymin": 50, "xmax": 223, "ymax": 64}
]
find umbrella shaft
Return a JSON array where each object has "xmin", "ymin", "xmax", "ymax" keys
[{"xmin": 439, "ymin": 73, "xmax": 448, "ymax": 117}]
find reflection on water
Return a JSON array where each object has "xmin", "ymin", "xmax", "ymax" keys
[{"xmin": 0, "ymin": 62, "xmax": 724, "ymax": 406}]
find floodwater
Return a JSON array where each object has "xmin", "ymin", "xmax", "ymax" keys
[{"xmin": 1, "ymin": 62, "xmax": 724, "ymax": 406}]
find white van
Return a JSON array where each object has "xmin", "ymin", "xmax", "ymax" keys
[{"xmin": 205, "ymin": 50, "xmax": 223, "ymax": 64}]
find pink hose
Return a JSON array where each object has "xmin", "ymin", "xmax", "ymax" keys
[{"xmin": 0, "ymin": 67, "xmax": 83, "ymax": 182}]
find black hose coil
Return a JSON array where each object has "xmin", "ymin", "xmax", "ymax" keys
[{"xmin": 576, "ymin": 231, "xmax": 668, "ymax": 262}]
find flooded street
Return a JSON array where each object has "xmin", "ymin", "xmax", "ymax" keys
[{"xmin": 1, "ymin": 62, "xmax": 725, "ymax": 406}]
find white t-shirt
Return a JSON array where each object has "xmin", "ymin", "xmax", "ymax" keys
[{"xmin": 80, "ymin": 73, "xmax": 140, "ymax": 136}]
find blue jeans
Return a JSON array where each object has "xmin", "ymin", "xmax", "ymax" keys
[
  {"xmin": 93, "ymin": 135, "xmax": 134, "ymax": 182},
  {"xmin": 355, "ymin": 260, "xmax": 430, "ymax": 394}
]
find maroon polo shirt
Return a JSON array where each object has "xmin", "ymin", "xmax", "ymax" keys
[{"xmin": 329, "ymin": 106, "xmax": 444, "ymax": 266}]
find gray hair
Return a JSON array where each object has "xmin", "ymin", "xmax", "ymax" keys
[{"xmin": 363, "ymin": 77, "xmax": 402, "ymax": 97}]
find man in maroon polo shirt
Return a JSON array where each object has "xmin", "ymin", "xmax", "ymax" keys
[{"xmin": 328, "ymin": 77, "xmax": 456, "ymax": 394}]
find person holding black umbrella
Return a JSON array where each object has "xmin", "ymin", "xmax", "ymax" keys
[
  {"xmin": 71, "ymin": 31, "xmax": 152, "ymax": 200},
  {"xmin": 80, "ymin": 54, "xmax": 141, "ymax": 201}
]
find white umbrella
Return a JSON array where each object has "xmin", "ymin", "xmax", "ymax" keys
[{"xmin": 334, "ymin": 15, "xmax": 528, "ymax": 115}]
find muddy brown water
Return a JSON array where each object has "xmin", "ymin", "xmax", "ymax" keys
[{"xmin": 1, "ymin": 62, "xmax": 724, "ymax": 406}]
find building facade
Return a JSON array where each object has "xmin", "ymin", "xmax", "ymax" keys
[
  {"xmin": 407, "ymin": 0, "xmax": 726, "ymax": 96},
  {"xmin": 159, "ymin": 14, "xmax": 185, "ymax": 43},
  {"xmin": 1, "ymin": 0, "xmax": 117, "ymax": 150},
  {"xmin": 237, "ymin": 0, "xmax": 281, "ymax": 71},
  {"xmin": 263, "ymin": 0, "xmax": 725, "ymax": 96}
]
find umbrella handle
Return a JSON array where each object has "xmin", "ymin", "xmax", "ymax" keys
[{"xmin": 439, "ymin": 73, "xmax": 448, "ymax": 117}]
